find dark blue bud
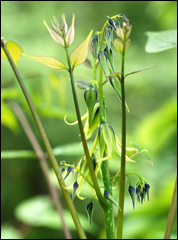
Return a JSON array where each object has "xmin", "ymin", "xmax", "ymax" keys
[
  {"xmin": 115, "ymin": 21, "xmax": 120, "ymax": 29},
  {"xmin": 86, "ymin": 202, "xmax": 94, "ymax": 228},
  {"xmin": 59, "ymin": 168, "xmax": 65, "ymax": 177},
  {"xmin": 91, "ymin": 153, "xmax": 97, "ymax": 170},
  {"xmin": 72, "ymin": 181, "xmax": 79, "ymax": 200},
  {"xmin": 108, "ymin": 19, "xmax": 116, "ymax": 30},
  {"xmin": 104, "ymin": 190, "xmax": 119, "ymax": 208},
  {"xmin": 136, "ymin": 184, "xmax": 141, "ymax": 203},
  {"xmin": 91, "ymin": 34, "xmax": 99, "ymax": 58},
  {"xmin": 144, "ymin": 183, "xmax": 150, "ymax": 201},
  {"xmin": 63, "ymin": 166, "xmax": 74, "ymax": 180},
  {"xmin": 120, "ymin": 14, "xmax": 128, "ymax": 21},
  {"xmin": 128, "ymin": 186, "xmax": 135, "ymax": 209},
  {"xmin": 140, "ymin": 192, "xmax": 144, "ymax": 204}
]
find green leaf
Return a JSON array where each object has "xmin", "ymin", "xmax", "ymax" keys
[
  {"xmin": 125, "ymin": 65, "xmax": 157, "ymax": 78},
  {"xmin": 108, "ymin": 76, "xmax": 130, "ymax": 112},
  {"xmin": 145, "ymin": 30, "xmax": 177, "ymax": 53},
  {"xmin": 22, "ymin": 54, "xmax": 67, "ymax": 69},
  {"xmin": 70, "ymin": 30, "xmax": 93, "ymax": 69},
  {"xmin": 1, "ymin": 41, "xmax": 23, "ymax": 66}
]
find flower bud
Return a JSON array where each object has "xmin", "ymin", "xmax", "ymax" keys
[
  {"xmin": 104, "ymin": 29, "xmax": 112, "ymax": 50},
  {"xmin": 72, "ymin": 181, "xmax": 79, "ymax": 200},
  {"xmin": 128, "ymin": 185, "xmax": 135, "ymax": 209},
  {"xmin": 97, "ymin": 51, "xmax": 108, "ymax": 75},
  {"xmin": 63, "ymin": 166, "xmax": 74, "ymax": 180},
  {"xmin": 144, "ymin": 183, "xmax": 150, "ymax": 201},
  {"xmin": 98, "ymin": 121, "xmax": 116, "ymax": 158},
  {"xmin": 59, "ymin": 168, "xmax": 65, "ymax": 177},
  {"xmin": 136, "ymin": 184, "xmax": 141, "ymax": 203},
  {"xmin": 108, "ymin": 18, "xmax": 116, "ymax": 31},
  {"xmin": 104, "ymin": 190, "xmax": 119, "ymax": 208},
  {"xmin": 84, "ymin": 85, "xmax": 98, "ymax": 128},
  {"xmin": 86, "ymin": 202, "xmax": 94, "ymax": 228},
  {"xmin": 91, "ymin": 34, "xmax": 99, "ymax": 58},
  {"xmin": 104, "ymin": 47, "xmax": 114, "ymax": 70}
]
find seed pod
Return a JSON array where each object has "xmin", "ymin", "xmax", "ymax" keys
[{"xmin": 86, "ymin": 202, "xmax": 94, "ymax": 228}]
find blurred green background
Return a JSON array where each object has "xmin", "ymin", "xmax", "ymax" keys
[{"xmin": 1, "ymin": 1, "xmax": 177, "ymax": 239}]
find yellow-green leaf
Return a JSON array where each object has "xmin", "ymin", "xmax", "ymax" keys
[
  {"xmin": 70, "ymin": 30, "xmax": 93, "ymax": 69},
  {"xmin": 22, "ymin": 53, "xmax": 67, "ymax": 70},
  {"xmin": 1, "ymin": 41, "xmax": 23, "ymax": 66}
]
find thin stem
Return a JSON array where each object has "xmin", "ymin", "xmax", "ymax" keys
[
  {"xmin": 164, "ymin": 175, "xmax": 177, "ymax": 239},
  {"xmin": 64, "ymin": 45, "xmax": 107, "ymax": 210},
  {"xmin": 9, "ymin": 101, "xmax": 71, "ymax": 239},
  {"xmin": 1, "ymin": 40, "xmax": 86, "ymax": 239},
  {"xmin": 117, "ymin": 43, "xmax": 126, "ymax": 239}
]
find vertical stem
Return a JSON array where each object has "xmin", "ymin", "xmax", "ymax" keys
[
  {"xmin": 117, "ymin": 49, "xmax": 126, "ymax": 239},
  {"xmin": 164, "ymin": 175, "xmax": 177, "ymax": 239},
  {"xmin": 101, "ymin": 160, "xmax": 115, "ymax": 239},
  {"xmin": 64, "ymin": 46, "xmax": 107, "ymax": 210},
  {"xmin": 1, "ymin": 40, "xmax": 86, "ymax": 239}
]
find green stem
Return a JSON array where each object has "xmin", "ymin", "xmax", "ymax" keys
[
  {"xmin": 1, "ymin": 40, "xmax": 86, "ymax": 239},
  {"xmin": 117, "ymin": 45, "xmax": 126, "ymax": 239},
  {"xmin": 101, "ymin": 160, "xmax": 115, "ymax": 239},
  {"xmin": 98, "ymin": 25, "xmax": 115, "ymax": 238},
  {"xmin": 64, "ymin": 45, "xmax": 107, "ymax": 210},
  {"xmin": 164, "ymin": 175, "xmax": 177, "ymax": 239}
]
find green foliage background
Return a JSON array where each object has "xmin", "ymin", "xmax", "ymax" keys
[{"xmin": 1, "ymin": 1, "xmax": 177, "ymax": 239}]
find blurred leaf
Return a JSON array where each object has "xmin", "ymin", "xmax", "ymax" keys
[
  {"xmin": 1, "ymin": 150, "xmax": 36, "ymax": 159},
  {"xmin": 75, "ymin": 80, "xmax": 90, "ymax": 89},
  {"xmin": 1, "ymin": 103, "xmax": 19, "ymax": 132},
  {"xmin": 37, "ymin": 104, "xmax": 76, "ymax": 120},
  {"xmin": 22, "ymin": 54, "xmax": 67, "ymax": 69},
  {"xmin": 70, "ymin": 30, "xmax": 93, "ymax": 68},
  {"xmin": 145, "ymin": 30, "xmax": 177, "ymax": 53},
  {"xmin": 135, "ymin": 97, "xmax": 177, "ymax": 154},
  {"xmin": 14, "ymin": 195, "xmax": 98, "ymax": 232},
  {"xmin": 1, "ymin": 41, "xmax": 23, "ymax": 66},
  {"xmin": 1, "ymin": 225, "xmax": 23, "ymax": 239}
]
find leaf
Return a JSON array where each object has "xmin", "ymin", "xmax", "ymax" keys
[
  {"xmin": 125, "ymin": 65, "xmax": 157, "ymax": 78},
  {"xmin": 66, "ymin": 14, "xmax": 75, "ymax": 47},
  {"xmin": 108, "ymin": 76, "xmax": 130, "ymax": 112},
  {"xmin": 145, "ymin": 30, "xmax": 177, "ymax": 53},
  {"xmin": 1, "ymin": 41, "xmax": 23, "ymax": 66},
  {"xmin": 43, "ymin": 20, "xmax": 65, "ymax": 47},
  {"xmin": 22, "ymin": 54, "xmax": 67, "ymax": 69},
  {"xmin": 70, "ymin": 30, "xmax": 93, "ymax": 69}
]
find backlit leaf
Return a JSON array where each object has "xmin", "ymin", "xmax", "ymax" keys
[
  {"xmin": 66, "ymin": 14, "xmax": 75, "ymax": 47},
  {"xmin": 145, "ymin": 30, "xmax": 177, "ymax": 53},
  {"xmin": 43, "ymin": 20, "xmax": 64, "ymax": 47},
  {"xmin": 22, "ymin": 53, "xmax": 67, "ymax": 70},
  {"xmin": 1, "ymin": 41, "xmax": 23, "ymax": 66},
  {"xmin": 70, "ymin": 30, "xmax": 93, "ymax": 69},
  {"xmin": 125, "ymin": 65, "xmax": 157, "ymax": 78}
]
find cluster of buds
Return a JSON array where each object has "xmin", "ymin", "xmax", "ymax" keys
[{"xmin": 128, "ymin": 182, "xmax": 150, "ymax": 209}]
